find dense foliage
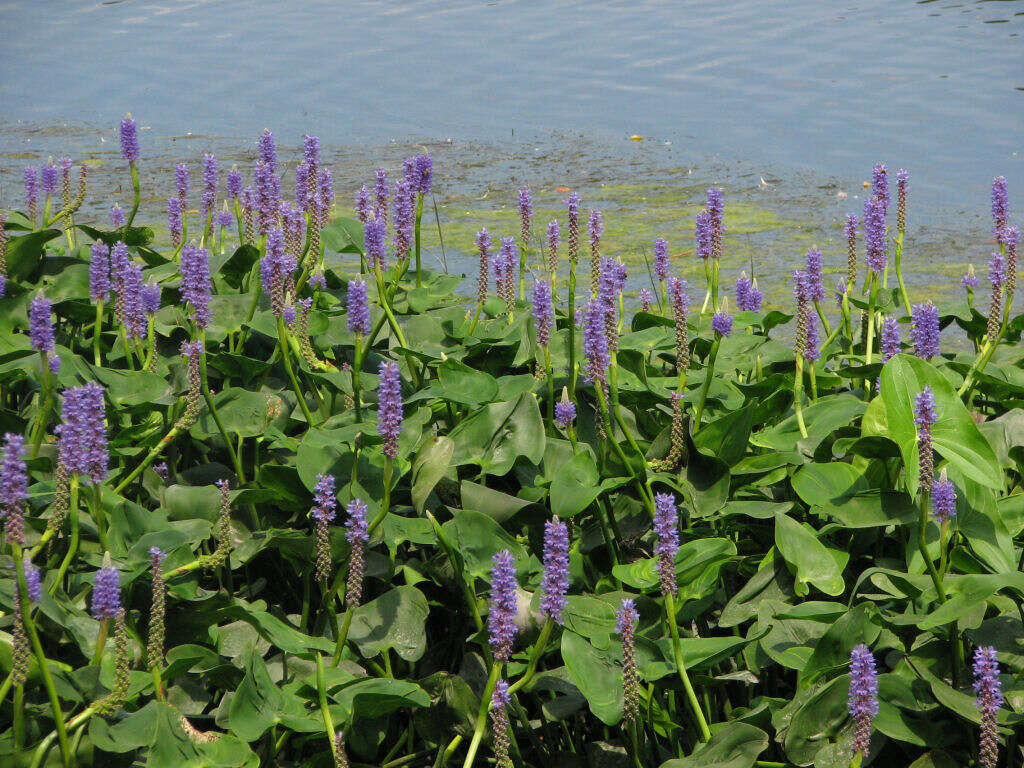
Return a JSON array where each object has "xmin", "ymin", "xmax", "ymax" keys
[{"xmin": 0, "ymin": 122, "xmax": 1021, "ymax": 768}]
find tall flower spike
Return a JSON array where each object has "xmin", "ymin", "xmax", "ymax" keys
[
  {"xmin": 29, "ymin": 294, "xmax": 55, "ymax": 353},
  {"xmin": 711, "ymin": 309, "xmax": 733, "ymax": 337},
  {"xmin": 260, "ymin": 229, "xmax": 296, "ymax": 318},
  {"xmin": 962, "ymin": 265, "xmax": 979, "ymax": 291},
  {"xmin": 582, "ymin": 298, "xmax": 609, "ymax": 384},
  {"xmin": 11, "ymin": 588, "xmax": 29, "ymax": 687},
  {"xmin": 871, "ymin": 164, "xmax": 888, "ymax": 212},
  {"xmin": 24, "ymin": 166, "xmax": 39, "ymax": 223},
  {"xmin": 92, "ymin": 556, "xmax": 121, "ymax": 619},
  {"xmin": 588, "ymin": 209, "xmax": 603, "ymax": 295},
  {"xmin": 555, "ymin": 397, "xmax": 576, "ymax": 428},
  {"xmin": 490, "ymin": 680, "xmax": 512, "ymax": 768},
  {"xmin": 652, "ymin": 391, "xmax": 686, "ymax": 472},
  {"xmin": 653, "ymin": 238, "xmax": 670, "ymax": 282},
  {"xmin": 39, "ymin": 163, "xmax": 58, "ymax": 197},
  {"xmin": 167, "ymin": 197, "xmax": 184, "ymax": 249},
  {"xmin": 896, "ymin": 168, "xmax": 908, "ymax": 234},
  {"xmin": 392, "ymin": 179, "xmax": 414, "ymax": 261},
  {"xmin": 910, "ymin": 302, "xmax": 940, "ymax": 360},
  {"xmin": 546, "ymin": 219, "xmax": 560, "ymax": 277},
  {"xmin": 848, "ymin": 643, "xmax": 879, "ymax": 758},
  {"xmin": 914, "ymin": 386, "xmax": 937, "ymax": 492},
  {"xmin": 639, "ymin": 288, "xmax": 652, "ymax": 312},
  {"xmin": 617, "ymin": 598, "xmax": 640, "ymax": 722},
  {"xmin": 312, "ymin": 474, "xmax": 337, "ymax": 585},
  {"xmin": 695, "ymin": 210, "xmax": 713, "ymax": 261},
  {"xmin": 344, "ymin": 498, "xmax": 369, "ymax": 607},
  {"xmin": 109, "ymin": 204, "xmax": 125, "ymax": 229},
  {"xmin": 1001, "ymin": 226, "xmax": 1020, "ymax": 297},
  {"xmin": 488, "ymin": 549, "xmax": 519, "ymax": 661},
  {"xmin": 355, "ymin": 185, "xmax": 371, "ymax": 224},
  {"xmin": 973, "ymin": 645, "xmax": 1003, "ymax": 768},
  {"xmin": 844, "ymin": 213, "xmax": 858, "ymax": 285},
  {"xmin": 59, "ymin": 157, "xmax": 73, "ymax": 207},
  {"xmin": 179, "ymin": 341, "xmax": 204, "ymax": 427},
  {"xmin": 531, "ymin": 279, "xmax": 553, "ymax": 348},
  {"xmin": 226, "ymin": 168, "xmax": 242, "ymax": 200},
  {"xmin": 23, "ymin": 552, "xmax": 42, "ymax": 605},
  {"xmin": 174, "ymin": 163, "xmax": 189, "ymax": 205},
  {"xmin": 518, "ymin": 186, "xmax": 533, "ymax": 247},
  {"xmin": 364, "ymin": 214, "xmax": 387, "ymax": 271},
  {"xmin": 209, "ymin": 480, "xmax": 232, "ymax": 568},
  {"xmin": 991, "ymin": 176, "xmax": 1008, "ymax": 237},
  {"xmin": 119, "ymin": 116, "xmax": 140, "ymax": 164},
  {"xmin": 377, "ymin": 361, "xmax": 403, "ymax": 459},
  {"xmin": 347, "ymin": 279, "xmax": 371, "ymax": 336},
  {"xmin": 668, "ymin": 276, "xmax": 690, "ymax": 373},
  {"xmin": 706, "ymin": 187, "xmax": 725, "ymax": 259},
  {"xmin": 566, "ymin": 193, "xmax": 580, "ymax": 266},
  {"xmin": 373, "ymin": 168, "xmax": 389, "ymax": 223},
  {"xmin": 147, "ymin": 547, "xmax": 167, "ymax": 669},
  {"xmin": 863, "ymin": 197, "xmax": 887, "ymax": 274},
  {"xmin": 495, "ymin": 237, "xmax": 518, "ymax": 310},
  {"xmin": 803, "ymin": 249, "xmax": 825, "ymax": 302},
  {"xmin": 880, "ymin": 316, "xmax": 900, "ymax": 362},
  {"xmin": 56, "ymin": 382, "xmax": 109, "ymax": 486},
  {"xmin": 931, "ymin": 478, "xmax": 956, "ymax": 523},
  {"xmin": 539, "ymin": 519, "xmax": 569, "ymax": 624},
  {"xmin": 1, "ymin": 433, "xmax": 29, "ymax": 519},
  {"xmin": 653, "ymin": 492, "xmax": 679, "ymax": 596},
  {"xmin": 180, "ymin": 245, "xmax": 213, "ymax": 328},
  {"xmin": 201, "ymin": 153, "xmax": 217, "ymax": 220},
  {"xmin": 475, "ymin": 228, "xmax": 491, "ymax": 305},
  {"xmin": 988, "ymin": 252, "xmax": 1005, "ymax": 343}
]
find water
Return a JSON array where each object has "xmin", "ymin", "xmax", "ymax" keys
[{"xmin": 0, "ymin": 0, "xmax": 1021, "ymax": 302}]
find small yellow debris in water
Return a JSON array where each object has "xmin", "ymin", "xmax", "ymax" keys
[{"xmin": 629, "ymin": 134, "xmax": 644, "ymax": 141}]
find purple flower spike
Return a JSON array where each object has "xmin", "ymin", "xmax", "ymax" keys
[
  {"xmin": 404, "ymin": 155, "xmax": 433, "ymax": 196},
  {"xmin": 364, "ymin": 215, "xmax": 387, "ymax": 270},
  {"xmin": 488, "ymin": 549, "xmax": 519, "ymax": 661},
  {"xmin": 495, "ymin": 237, "xmax": 518, "ymax": 307},
  {"xmin": 180, "ymin": 245, "xmax": 213, "ymax": 329},
  {"xmin": 226, "ymin": 168, "xmax": 242, "ymax": 200},
  {"xmin": 23, "ymin": 554, "xmax": 42, "ymax": 604},
  {"xmin": 711, "ymin": 311, "xmax": 733, "ymax": 337},
  {"xmin": 201, "ymin": 153, "xmax": 217, "ymax": 219},
  {"xmin": 962, "ymin": 266, "xmax": 979, "ymax": 290},
  {"xmin": 347, "ymin": 279, "xmax": 371, "ymax": 336},
  {"xmin": 844, "ymin": 213, "xmax": 858, "ymax": 283},
  {"xmin": 141, "ymin": 283, "xmax": 161, "ymax": 315},
  {"xmin": 554, "ymin": 400, "xmax": 576, "ymax": 428},
  {"xmin": 312, "ymin": 473, "xmax": 337, "ymax": 522},
  {"xmin": 377, "ymin": 361, "xmax": 403, "ymax": 459},
  {"xmin": 804, "ymin": 249, "xmax": 825, "ymax": 302},
  {"xmin": 989, "ymin": 252, "xmax": 1006, "ymax": 290},
  {"xmin": 373, "ymin": 168, "xmax": 389, "ymax": 222},
  {"xmin": 582, "ymin": 299, "xmax": 610, "ymax": 384},
  {"xmin": 355, "ymin": 186, "xmax": 371, "ymax": 224},
  {"xmin": 617, "ymin": 598, "xmax": 640, "ymax": 721},
  {"xmin": 29, "ymin": 294, "xmax": 55, "ymax": 352},
  {"xmin": 991, "ymin": 176, "xmax": 1008, "ymax": 236},
  {"xmin": 706, "ymin": 187, "xmax": 725, "ymax": 259},
  {"xmin": 174, "ymin": 164, "xmax": 189, "ymax": 203},
  {"xmin": 24, "ymin": 166, "xmax": 39, "ymax": 221},
  {"xmin": 40, "ymin": 164, "xmax": 59, "ymax": 196},
  {"xmin": 539, "ymin": 519, "xmax": 569, "ymax": 624},
  {"xmin": 871, "ymin": 164, "xmax": 888, "ymax": 212},
  {"xmin": 531, "ymin": 279, "xmax": 554, "ymax": 347},
  {"xmin": 931, "ymin": 479, "xmax": 956, "ymax": 523},
  {"xmin": 880, "ymin": 316, "xmax": 900, "ymax": 362},
  {"xmin": 973, "ymin": 645, "xmax": 1003, "ymax": 768},
  {"xmin": 167, "ymin": 198, "xmax": 184, "ymax": 249},
  {"xmin": 848, "ymin": 643, "xmax": 879, "ymax": 757},
  {"xmin": 345, "ymin": 498, "xmax": 369, "ymax": 545},
  {"xmin": 639, "ymin": 288, "xmax": 652, "ymax": 312},
  {"xmin": 92, "ymin": 562, "xmax": 121, "ymax": 619},
  {"xmin": 735, "ymin": 273, "xmax": 763, "ymax": 312},
  {"xmin": 119, "ymin": 116, "xmax": 140, "ymax": 163},
  {"xmin": 56, "ymin": 382, "xmax": 108, "ymax": 486},
  {"xmin": 653, "ymin": 492, "xmax": 679, "ymax": 596},
  {"xmin": 863, "ymin": 197, "xmax": 887, "ymax": 274},
  {"xmin": 695, "ymin": 210, "xmax": 713, "ymax": 261},
  {"xmin": 914, "ymin": 386, "xmax": 937, "ymax": 492},
  {"xmin": 653, "ymin": 238, "xmax": 669, "ymax": 281},
  {"xmin": 566, "ymin": 192, "xmax": 581, "ymax": 264},
  {"xmin": 910, "ymin": 302, "xmax": 940, "ymax": 360},
  {"xmin": 546, "ymin": 219, "xmax": 560, "ymax": 274},
  {"xmin": 392, "ymin": 179, "xmax": 414, "ymax": 261},
  {"xmin": 518, "ymin": 186, "xmax": 533, "ymax": 246},
  {"xmin": 110, "ymin": 204, "xmax": 125, "ymax": 229},
  {"xmin": 0, "ymin": 433, "xmax": 28, "ymax": 518}
]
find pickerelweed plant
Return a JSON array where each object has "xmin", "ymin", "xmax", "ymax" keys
[{"xmin": 0, "ymin": 120, "xmax": 1021, "ymax": 768}]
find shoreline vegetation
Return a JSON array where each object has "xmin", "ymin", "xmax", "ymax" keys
[{"xmin": 0, "ymin": 118, "xmax": 1020, "ymax": 768}]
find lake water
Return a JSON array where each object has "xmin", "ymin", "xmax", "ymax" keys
[{"xmin": 0, "ymin": 0, "xmax": 1021, "ymax": 302}]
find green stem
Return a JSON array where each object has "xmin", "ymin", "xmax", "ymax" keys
[
  {"xmin": 92, "ymin": 300, "xmax": 104, "ymax": 366},
  {"xmin": 461, "ymin": 662, "xmax": 503, "ymax": 768},
  {"xmin": 692, "ymin": 337, "xmax": 720, "ymax": 429},
  {"xmin": 277, "ymin": 316, "xmax": 316, "ymax": 425},
  {"xmin": 664, "ymin": 591, "xmax": 711, "ymax": 742},
  {"xmin": 508, "ymin": 618, "xmax": 554, "ymax": 695},
  {"xmin": 314, "ymin": 653, "xmax": 340, "ymax": 763},
  {"xmin": 50, "ymin": 476, "xmax": 80, "ymax": 593},
  {"xmin": 793, "ymin": 356, "xmax": 809, "ymax": 439},
  {"xmin": 894, "ymin": 235, "xmax": 913, "ymax": 317},
  {"xmin": 331, "ymin": 608, "xmax": 356, "ymax": 666},
  {"xmin": 415, "ymin": 194, "xmax": 424, "ymax": 287},
  {"xmin": 199, "ymin": 334, "xmax": 246, "ymax": 483},
  {"xmin": 568, "ymin": 259, "xmax": 578, "ymax": 396},
  {"xmin": 126, "ymin": 163, "xmax": 140, "ymax": 227},
  {"xmin": 14, "ymin": 545, "xmax": 72, "ymax": 767}
]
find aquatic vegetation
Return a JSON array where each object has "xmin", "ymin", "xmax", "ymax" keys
[{"xmin": 0, "ymin": 119, "xmax": 1021, "ymax": 768}]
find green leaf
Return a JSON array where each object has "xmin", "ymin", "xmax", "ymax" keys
[
  {"xmin": 229, "ymin": 652, "xmax": 286, "ymax": 741},
  {"xmin": 881, "ymin": 354, "xmax": 1001, "ymax": 496},
  {"xmin": 659, "ymin": 723, "xmax": 768, "ymax": 768},
  {"xmin": 774, "ymin": 513, "xmax": 845, "ymax": 597},
  {"xmin": 561, "ymin": 630, "xmax": 623, "ymax": 725},
  {"xmin": 798, "ymin": 604, "xmax": 880, "ymax": 687},
  {"xmin": 550, "ymin": 453, "xmax": 602, "ymax": 517},
  {"xmin": 440, "ymin": 509, "xmax": 529, "ymax": 579},
  {"xmin": 411, "ymin": 435, "xmax": 454, "ymax": 512},
  {"xmin": 348, "ymin": 586, "xmax": 430, "ymax": 662}
]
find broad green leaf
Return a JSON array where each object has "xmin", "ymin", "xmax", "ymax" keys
[
  {"xmin": 411, "ymin": 435, "xmax": 454, "ymax": 512},
  {"xmin": 561, "ymin": 630, "xmax": 623, "ymax": 726},
  {"xmin": 774, "ymin": 514, "xmax": 845, "ymax": 596},
  {"xmin": 348, "ymin": 586, "xmax": 430, "ymax": 661},
  {"xmin": 659, "ymin": 723, "xmax": 768, "ymax": 768}
]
